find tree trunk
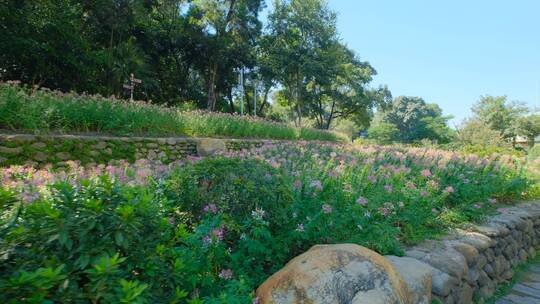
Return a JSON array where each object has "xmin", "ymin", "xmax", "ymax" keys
[
  {"xmin": 325, "ymin": 99, "xmax": 336, "ymax": 130},
  {"xmin": 258, "ymin": 87, "xmax": 270, "ymax": 115},
  {"xmin": 206, "ymin": 63, "xmax": 218, "ymax": 111}
]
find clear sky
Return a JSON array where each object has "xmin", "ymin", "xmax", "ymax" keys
[{"xmin": 264, "ymin": 0, "xmax": 540, "ymax": 126}]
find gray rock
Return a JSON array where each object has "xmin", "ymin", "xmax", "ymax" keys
[
  {"xmin": 31, "ymin": 142, "xmax": 47, "ymax": 149},
  {"xmin": 457, "ymin": 231, "xmax": 495, "ymax": 251},
  {"xmin": 55, "ymin": 152, "xmax": 71, "ymax": 160},
  {"xmin": 405, "ymin": 241, "xmax": 468, "ymax": 281},
  {"xmin": 431, "ymin": 268, "xmax": 459, "ymax": 297},
  {"xmin": 92, "ymin": 141, "xmax": 107, "ymax": 149},
  {"xmin": 0, "ymin": 146, "xmax": 22, "ymax": 155},
  {"xmin": 450, "ymin": 241, "xmax": 479, "ymax": 266},
  {"xmin": 33, "ymin": 151, "xmax": 48, "ymax": 162},
  {"xmin": 455, "ymin": 283, "xmax": 473, "ymax": 304},
  {"xmin": 386, "ymin": 256, "xmax": 432, "ymax": 304}
]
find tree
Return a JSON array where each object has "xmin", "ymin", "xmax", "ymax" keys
[
  {"xmin": 264, "ymin": 0, "xmax": 337, "ymax": 127},
  {"xmin": 471, "ymin": 95, "xmax": 527, "ymax": 142},
  {"xmin": 517, "ymin": 114, "xmax": 540, "ymax": 147},
  {"xmin": 374, "ymin": 96, "xmax": 453, "ymax": 143},
  {"xmin": 456, "ymin": 119, "xmax": 512, "ymax": 149},
  {"xmin": 367, "ymin": 122, "xmax": 399, "ymax": 144},
  {"xmin": 189, "ymin": 0, "xmax": 263, "ymax": 111},
  {"xmin": 264, "ymin": 0, "xmax": 388, "ymax": 129}
]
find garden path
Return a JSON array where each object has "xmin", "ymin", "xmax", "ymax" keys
[{"xmin": 496, "ymin": 265, "xmax": 540, "ymax": 304}]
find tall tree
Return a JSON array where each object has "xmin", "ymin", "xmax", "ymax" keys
[
  {"xmin": 471, "ymin": 95, "xmax": 527, "ymax": 142},
  {"xmin": 189, "ymin": 0, "xmax": 263, "ymax": 110},
  {"xmin": 371, "ymin": 96, "xmax": 453, "ymax": 143}
]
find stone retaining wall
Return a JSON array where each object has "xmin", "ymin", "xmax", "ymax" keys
[
  {"xmin": 256, "ymin": 201, "xmax": 540, "ymax": 304},
  {"xmin": 0, "ymin": 134, "xmax": 266, "ymax": 167}
]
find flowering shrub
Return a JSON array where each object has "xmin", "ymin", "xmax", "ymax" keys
[
  {"xmin": 0, "ymin": 82, "xmax": 344, "ymax": 142},
  {"xmin": 0, "ymin": 143, "xmax": 531, "ymax": 302}
]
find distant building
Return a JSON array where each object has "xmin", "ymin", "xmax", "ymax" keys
[{"xmin": 515, "ymin": 135, "xmax": 540, "ymax": 146}]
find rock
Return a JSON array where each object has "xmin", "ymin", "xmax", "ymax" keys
[
  {"xmin": 31, "ymin": 142, "xmax": 47, "ymax": 149},
  {"xmin": 519, "ymin": 249, "xmax": 528, "ymax": 261},
  {"xmin": 92, "ymin": 141, "xmax": 107, "ymax": 150},
  {"xmin": 167, "ymin": 138, "xmax": 177, "ymax": 145},
  {"xmin": 386, "ymin": 256, "xmax": 432, "ymax": 304},
  {"xmin": 450, "ymin": 242, "xmax": 479, "ymax": 266},
  {"xmin": 0, "ymin": 146, "xmax": 22, "ymax": 155},
  {"xmin": 196, "ymin": 138, "xmax": 226, "ymax": 156},
  {"xmin": 456, "ymin": 283, "xmax": 473, "ymax": 304},
  {"xmin": 484, "ymin": 264, "xmax": 495, "ymax": 278},
  {"xmin": 457, "ymin": 231, "xmax": 495, "ymax": 251},
  {"xmin": 89, "ymin": 150, "xmax": 100, "ymax": 157},
  {"xmin": 256, "ymin": 244, "xmax": 412, "ymax": 304},
  {"xmin": 103, "ymin": 148, "xmax": 113, "ymax": 156},
  {"xmin": 146, "ymin": 142, "xmax": 159, "ymax": 148},
  {"xmin": 33, "ymin": 151, "xmax": 48, "ymax": 162},
  {"xmin": 147, "ymin": 150, "xmax": 157, "ymax": 159},
  {"xmin": 55, "ymin": 152, "xmax": 71, "ymax": 160},
  {"xmin": 431, "ymin": 268, "xmax": 459, "ymax": 297},
  {"xmin": 474, "ymin": 223, "xmax": 510, "ymax": 237},
  {"xmin": 405, "ymin": 241, "xmax": 468, "ymax": 281},
  {"xmin": 477, "ymin": 269, "xmax": 491, "ymax": 286}
]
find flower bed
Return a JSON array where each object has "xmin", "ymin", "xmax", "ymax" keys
[
  {"xmin": 0, "ymin": 143, "xmax": 530, "ymax": 303},
  {"xmin": 0, "ymin": 83, "xmax": 344, "ymax": 142}
]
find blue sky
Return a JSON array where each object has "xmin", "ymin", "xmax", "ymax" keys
[{"xmin": 263, "ymin": 1, "xmax": 540, "ymax": 126}]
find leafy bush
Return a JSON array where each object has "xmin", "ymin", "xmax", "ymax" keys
[
  {"xmin": 0, "ymin": 83, "xmax": 343, "ymax": 142},
  {"xmin": 0, "ymin": 143, "xmax": 531, "ymax": 302}
]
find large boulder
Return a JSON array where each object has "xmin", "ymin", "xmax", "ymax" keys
[{"xmin": 256, "ymin": 244, "xmax": 412, "ymax": 304}]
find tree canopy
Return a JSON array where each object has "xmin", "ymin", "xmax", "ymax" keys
[{"xmin": 368, "ymin": 96, "xmax": 454, "ymax": 144}]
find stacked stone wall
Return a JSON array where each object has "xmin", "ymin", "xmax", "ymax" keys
[{"xmin": 0, "ymin": 134, "xmax": 267, "ymax": 167}]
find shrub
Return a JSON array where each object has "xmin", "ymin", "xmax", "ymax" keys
[{"xmin": 0, "ymin": 143, "xmax": 531, "ymax": 302}]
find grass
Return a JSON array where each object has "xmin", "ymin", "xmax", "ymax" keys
[{"xmin": 0, "ymin": 83, "xmax": 345, "ymax": 142}]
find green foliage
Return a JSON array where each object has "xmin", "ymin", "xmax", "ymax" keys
[
  {"xmin": 367, "ymin": 122, "xmax": 399, "ymax": 144},
  {"xmin": 0, "ymin": 83, "xmax": 343, "ymax": 141},
  {"xmin": 471, "ymin": 95, "xmax": 527, "ymax": 140},
  {"xmin": 372, "ymin": 96, "xmax": 454, "ymax": 144},
  {"xmin": 528, "ymin": 145, "xmax": 540, "ymax": 160},
  {"xmin": 0, "ymin": 143, "xmax": 530, "ymax": 302}
]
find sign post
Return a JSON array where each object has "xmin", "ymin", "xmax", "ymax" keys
[{"xmin": 124, "ymin": 73, "xmax": 142, "ymax": 101}]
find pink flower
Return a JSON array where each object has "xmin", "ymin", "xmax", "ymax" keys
[
  {"xmin": 384, "ymin": 184, "xmax": 393, "ymax": 193},
  {"xmin": 421, "ymin": 191, "xmax": 429, "ymax": 197},
  {"xmin": 203, "ymin": 204, "xmax": 219, "ymax": 214},
  {"xmin": 356, "ymin": 196, "xmax": 368, "ymax": 206},
  {"xmin": 293, "ymin": 180, "xmax": 302, "ymax": 190},
  {"xmin": 219, "ymin": 269, "xmax": 233, "ymax": 280},
  {"xmin": 405, "ymin": 182, "xmax": 417, "ymax": 190},
  {"xmin": 443, "ymin": 186, "xmax": 455, "ymax": 194},
  {"xmin": 296, "ymin": 223, "xmax": 305, "ymax": 232},
  {"xmin": 474, "ymin": 203, "xmax": 482, "ymax": 209},
  {"xmin": 488, "ymin": 198, "xmax": 497, "ymax": 204},
  {"xmin": 310, "ymin": 180, "xmax": 323, "ymax": 191},
  {"xmin": 421, "ymin": 169, "xmax": 432, "ymax": 177},
  {"xmin": 322, "ymin": 204, "xmax": 333, "ymax": 214},
  {"xmin": 367, "ymin": 175, "xmax": 377, "ymax": 183},
  {"xmin": 378, "ymin": 207, "xmax": 391, "ymax": 216}
]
